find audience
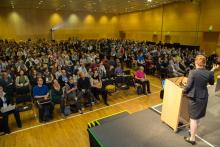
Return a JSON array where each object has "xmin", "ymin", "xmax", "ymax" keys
[{"xmin": 0, "ymin": 38, "xmax": 217, "ymax": 133}]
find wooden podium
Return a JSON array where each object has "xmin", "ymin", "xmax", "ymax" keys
[{"xmin": 161, "ymin": 77, "xmax": 189, "ymax": 132}]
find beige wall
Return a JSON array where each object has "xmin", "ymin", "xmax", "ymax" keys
[
  {"xmin": 118, "ymin": 0, "xmax": 220, "ymax": 48},
  {"xmin": 0, "ymin": 8, "xmax": 119, "ymax": 40},
  {"xmin": 0, "ymin": 0, "xmax": 220, "ymax": 52},
  {"xmin": 118, "ymin": 2, "xmax": 201, "ymax": 45},
  {"xmin": 118, "ymin": 7, "xmax": 163, "ymax": 41}
]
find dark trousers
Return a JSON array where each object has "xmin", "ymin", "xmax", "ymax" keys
[
  {"xmin": 2, "ymin": 109, "xmax": 22, "ymax": 133},
  {"xmin": 91, "ymin": 87, "xmax": 108, "ymax": 104},
  {"xmin": 77, "ymin": 89, "xmax": 94, "ymax": 107},
  {"xmin": 135, "ymin": 79, "xmax": 151, "ymax": 94},
  {"xmin": 66, "ymin": 93, "xmax": 82, "ymax": 111},
  {"xmin": 52, "ymin": 97, "xmax": 65, "ymax": 114},
  {"xmin": 37, "ymin": 102, "xmax": 54, "ymax": 121}
]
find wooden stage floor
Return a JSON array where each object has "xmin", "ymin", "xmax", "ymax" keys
[{"xmin": 0, "ymin": 76, "xmax": 162, "ymax": 147}]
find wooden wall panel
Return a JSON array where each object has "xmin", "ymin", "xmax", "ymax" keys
[
  {"xmin": 162, "ymin": 2, "xmax": 199, "ymax": 31},
  {"xmin": 199, "ymin": 0, "xmax": 220, "ymax": 31},
  {"xmin": 118, "ymin": 7, "xmax": 163, "ymax": 41},
  {"xmin": 0, "ymin": 8, "xmax": 120, "ymax": 40},
  {"xmin": 0, "ymin": 0, "xmax": 220, "ymax": 51}
]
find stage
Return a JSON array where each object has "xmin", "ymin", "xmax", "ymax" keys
[
  {"xmin": 88, "ymin": 85, "xmax": 219, "ymax": 147},
  {"xmin": 88, "ymin": 109, "xmax": 208, "ymax": 147},
  {"xmin": 151, "ymin": 85, "xmax": 219, "ymax": 147}
]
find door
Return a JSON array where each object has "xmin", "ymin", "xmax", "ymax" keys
[{"xmin": 201, "ymin": 32, "xmax": 219, "ymax": 55}]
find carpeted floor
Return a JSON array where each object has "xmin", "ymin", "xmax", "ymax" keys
[{"xmin": 89, "ymin": 109, "xmax": 208, "ymax": 147}]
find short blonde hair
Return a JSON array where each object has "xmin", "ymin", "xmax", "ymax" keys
[
  {"xmin": 195, "ymin": 55, "xmax": 206, "ymax": 67},
  {"xmin": 139, "ymin": 66, "xmax": 144, "ymax": 70}
]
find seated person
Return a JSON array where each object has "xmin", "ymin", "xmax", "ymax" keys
[
  {"xmin": 98, "ymin": 62, "xmax": 107, "ymax": 79},
  {"xmin": 114, "ymin": 64, "xmax": 129, "ymax": 87},
  {"xmin": 91, "ymin": 71, "xmax": 109, "ymax": 106},
  {"xmin": 33, "ymin": 77, "xmax": 54, "ymax": 122},
  {"xmin": 58, "ymin": 69, "xmax": 69, "ymax": 87},
  {"xmin": 64, "ymin": 77, "xmax": 83, "ymax": 114},
  {"xmin": 106, "ymin": 65, "xmax": 115, "ymax": 79},
  {"xmin": 157, "ymin": 57, "xmax": 169, "ymax": 79},
  {"xmin": 0, "ymin": 84, "xmax": 22, "ymax": 134},
  {"xmin": 145, "ymin": 56, "xmax": 156, "ymax": 74},
  {"xmin": 50, "ymin": 79, "xmax": 65, "ymax": 117},
  {"xmin": 1, "ymin": 71, "xmax": 14, "ymax": 102},
  {"xmin": 29, "ymin": 69, "xmax": 38, "ymax": 87},
  {"xmin": 169, "ymin": 58, "xmax": 184, "ymax": 77},
  {"xmin": 15, "ymin": 70, "xmax": 30, "ymax": 95},
  {"xmin": 114, "ymin": 63, "xmax": 124, "ymax": 76},
  {"xmin": 137, "ymin": 53, "xmax": 145, "ymax": 67},
  {"xmin": 77, "ymin": 72, "xmax": 94, "ymax": 110},
  {"xmin": 179, "ymin": 59, "xmax": 190, "ymax": 75},
  {"xmin": 134, "ymin": 66, "xmax": 151, "ymax": 95},
  {"xmin": 43, "ymin": 68, "xmax": 54, "ymax": 88}
]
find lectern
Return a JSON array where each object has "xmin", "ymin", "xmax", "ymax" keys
[{"xmin": 161, "ymin": 77, "xmax": 189, "ymax": 132}]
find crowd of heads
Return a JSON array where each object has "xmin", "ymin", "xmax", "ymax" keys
[{"xmin": 0, "ymin": 38, "xmax": 216, "ymax": 92}]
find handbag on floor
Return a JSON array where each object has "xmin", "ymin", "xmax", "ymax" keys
[
  {"xmin": 64, "ymin": 98, "xmax": 71, "ymax": 116},
  {"xmin": 64, "ymin": 105, "xmax": 71, "ymax": 116}
]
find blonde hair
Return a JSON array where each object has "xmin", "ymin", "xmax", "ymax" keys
[
  {"xmin": 139, "ymin": 66, "xmax": 144, "ymax": 70},
  {"xmin": 195, "ymin": 55, "xmax": 206, "ymax": 67}
]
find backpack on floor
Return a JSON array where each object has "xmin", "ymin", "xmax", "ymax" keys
[
  {"xmin": 70, "ymin": 104, "xmax": 79, "ymax": 113},
  {"xmin": 136, "ymin": 86, "xmax": 143, "ymax": 95}
]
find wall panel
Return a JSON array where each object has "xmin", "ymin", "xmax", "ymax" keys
[
  {"xmin": 0, "ymin": 0, "xmax": 220, "ymax": 52},
  {"xmin": 0, "ymin": 8, "xmax": 119, "ymax": 40}
]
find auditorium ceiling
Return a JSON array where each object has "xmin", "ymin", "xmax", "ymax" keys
[{"xmin": 0, "ymin": 0, "xmax": 190, "ymax": 14}]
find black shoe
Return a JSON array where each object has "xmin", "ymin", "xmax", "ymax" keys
[
  {"xmin": 4, "ymin": 130, "xmax": 11, "ymax": 134},
  {"xmin": 143, "ymin": 93, "xmax": 148, "ymax": 95},
  {"xmin": 184, "ymin": 137, "xmax": 196, "ymax": 145},
  {"xmin": 89, "ymin": 106, "xmax": 93, "ymax": 111},
  {"xmin": 105, "ymin": 102, "xmax": 110, "ymax": 106},
  {"xmin": 148, "ymin": 91, "xmax": 151, "ymax": 94}
]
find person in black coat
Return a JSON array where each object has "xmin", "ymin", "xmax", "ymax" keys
[
  {"xmin": 77, "ymin": 72, "xmax": 94, "ymax": 110},
  {"xmin": 91, "ymin": 71, "xmax": 109, "ymax": 106},
  {"xmin": 0, "ymin": 84, "xmax": 22, "ymax": 134},
  {"xmin": 183, "ymin": 55, "xmax": 219, "ymax": 145}
]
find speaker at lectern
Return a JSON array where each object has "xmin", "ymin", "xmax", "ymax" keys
[{"xmin": 161, "ymin": 77, "xmax": 189, "ymax": 132}]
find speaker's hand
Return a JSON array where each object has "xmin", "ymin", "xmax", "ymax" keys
[{"xmin": 211, "ymin": 64, "xmax": 219, "ymax": 72}]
